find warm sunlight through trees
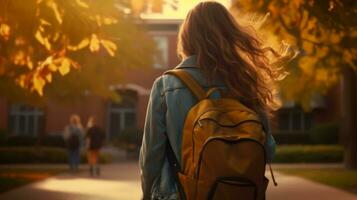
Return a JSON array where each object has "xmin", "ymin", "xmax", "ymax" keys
[
  {"xmin": 0, "ymin": 0, "xmax": 154, "ymax": 102},
  {"xmin": 232, "ymin": 0, "xmax": 357, "ymax": 168}
]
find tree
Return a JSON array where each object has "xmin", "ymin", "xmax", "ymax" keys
[
  {"xmin": 0, "ymin": 0, "xmax": 155, "ymax": 103},
  {"xmin": 231, "ymin": 0, "xmax": 356, "ymax": 168}
]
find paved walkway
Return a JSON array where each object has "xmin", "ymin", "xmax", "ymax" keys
[{"xmin": 1, "ymin": 162, "xmax": 356, "ymax": 200}]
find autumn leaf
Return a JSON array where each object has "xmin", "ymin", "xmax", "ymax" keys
[
  {"xmin": 58, "ymin": 58, "xmax": 71, "ymax": 76},
  {"xmin": 103, "ymin": 17, "xmax": 118, "ymax": 25},
  {"xmin": 101, "ymin": 39, "xmax": 117, "ymax": 56},
  {"xmin": 0, "ymin": 23, "xmax": 10, "ymax": 40},
  {"xmin": 89, "ymin": 34, "xmax": 100, "ymax": 52},
  {"xmin": 76, "ymin": 0, "xmax": 89, "ymax": 8},
  {"xmin": 35, "ymin": 30, "xmax": 51, "ymax": 50},
  {"xmin": 48, "ymin": 63, "xmax": 57, "ymax": 72},
  {"xmin": 33, "ymin": 75, "xmax": 46, "ymax": 96},
  {"xmin": 47, "ymin": 0, "xmax": 63, "ymax": 24},
  {"xmin": 67, "ymin": 38, "xmax": 90, "ymax": 51},
  {"xmin": 45, "ymin": 73, "xmax": 52, "ymax": 82}
]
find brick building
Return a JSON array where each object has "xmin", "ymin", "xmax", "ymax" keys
[
  {"xmin": 0, "ymin": 16, "xmax": 182, "ymax": 139},
  {"xmin": 0, "ymin": 11, "xmax": 339, "ymax": 141}
]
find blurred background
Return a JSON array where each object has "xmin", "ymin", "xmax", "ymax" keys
[{"xmin": 0, "ymin": 0, "xmax": 356, "ymax": 199}]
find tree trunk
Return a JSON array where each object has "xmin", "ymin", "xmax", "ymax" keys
[{"xmin": 342, "ymin": 67, "xmax": 357, "ymax": 169}]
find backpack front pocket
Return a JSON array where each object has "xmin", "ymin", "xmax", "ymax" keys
[{"xmin": 208, "ymin": 177, "xmax": 257, "ymax": 200}]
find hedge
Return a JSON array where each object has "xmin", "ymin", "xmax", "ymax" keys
[
  {"xmin": 0, "ymin": 135, "xmax": 66, "ymax": 148},
  {"xmin": 273, "ymin": 132, "xmax": 313, "ymax": 145},
  {"xmin": 273, "ymin": 145, "xmax": 343, "ymax": 163},
  {"xmin": 308, "ymin": 122, "xmax": 339, "ymax": 144},
  {"xmin": 0, "ymin": 147, "xmax": 112, "ymax": 164}
]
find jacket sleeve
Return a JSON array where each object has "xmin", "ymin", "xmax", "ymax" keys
[{"xmin": 139, "ymin": 77, "xmax": 167, "ymax": 199}]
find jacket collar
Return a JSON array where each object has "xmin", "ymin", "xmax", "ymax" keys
[{"xmin": 175, "ymin": 55, "xmax": 198, "ymax": 69}]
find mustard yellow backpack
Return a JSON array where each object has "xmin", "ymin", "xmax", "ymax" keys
[{"xmin": 165, "ymin": 69, "xmax": 276, "ymax": 200}]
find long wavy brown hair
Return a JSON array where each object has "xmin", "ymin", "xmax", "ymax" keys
[{"xmin": 177, "ymin": 1, "xmax": 289, "ymax": 115}]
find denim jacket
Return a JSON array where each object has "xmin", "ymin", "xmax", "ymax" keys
[{"xmin": 139, "ymin": 56, "xmax": 276, "ymax": 200}]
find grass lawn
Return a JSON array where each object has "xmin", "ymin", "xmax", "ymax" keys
[
  {"xmin": 279, "ymin": 168, "xmax": 357, "ymax": 194},
  {"xmin": 0, "ymin": 168, "xmax": 65, "ymax": 193}
]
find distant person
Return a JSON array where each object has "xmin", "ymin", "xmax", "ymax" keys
[
  {"xmin": 85, "ymin": 116, "xmax": 105, "ymax": 176},
  {"xmin": 64, "ymin": 114, "xmax": 83, "ymax": 172}
]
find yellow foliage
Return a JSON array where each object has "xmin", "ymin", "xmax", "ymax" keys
[
  {"xmin": 101, "ymin": 39, "xmax": 117, "ymax": 57},
  {"xmin": 58, "ymin": 58, "xmax": 71, "ymax": 76},
  {"xmin": 103, "ymin": 17, "xmax": 118, "ymax": 25},
  {"xmin": 33, "ymin": 74, "xmax": 46, "ymax": 96},
  {"xmin": 315, "ymin": 68, "xmax": 328, "ymax": 82},
  {"xmin": 45, "ymin": 73, "xmax": 52, "ymax": 82},
  {"xmin": 76, "ymin": 0, "xmax": 89, "ymax": 8},
  {"xmin": 299, "ymin": 56, "xmax": 318, "ymax": 75},
  {"xmin": 89, "ymin": 34, "xmax": 100, "ymax": 52},
  {"xmin": 47, "ymin": 0, "xmax": 63, "ymax": 24},
  {"xmin": 48, "ymin": 63, "xmax": 57, "ymax": 72},
  {"xmin": 12, "ymin": 51, "xmax": 27, "ymax": 66},
  {"xmin": 35, "ymin": 30, "xmax": 51, "ymax": 50},
  {"xmin": 0, "ymin": 23, "xmax": 10, "ymax": 40},
  {"xmin": 67, "ymin": 38, "xmax": 90, "ymax": 51},
  {"xmin": 27, "ymin": 56, "xmax": 34, "ymax": 69}
]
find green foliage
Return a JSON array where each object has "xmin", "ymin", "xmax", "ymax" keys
[
  {"xmin": 308, "ymin": 122, "xmax": 339, "ymax": 144},
  {"xmin": 274, "ymin": 145, "xmax": 343, "ymax": 163},
  {"xmin": 0, "ymin": 147, "xmax": 112, "ymax": 164}
]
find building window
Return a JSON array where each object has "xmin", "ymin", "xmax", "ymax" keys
[
  {"xmin": 277, "ymin": 107, "xmax": 313, "ymax": 133},
  {"xmin": 152, "ymin": 35, "xmax": 169, "ymax": 69},
  {"xmin": 108, "ymin": 90, "xmax": 138, "ymax": 138},
  {"xmin": 8, "ymin": 104, "xmax": 44, "ymax": 136}
]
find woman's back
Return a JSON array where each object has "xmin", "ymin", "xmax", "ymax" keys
[
  {"xmin": 140, "ymin": 56, "xmax": 276, "ymax": 199},
  {"xmin": 139, "ymin": 1, "xmax": 287, "ymax": 199}
]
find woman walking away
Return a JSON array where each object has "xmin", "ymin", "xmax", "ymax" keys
[
  {"xmin": 140, "ymin": 2, "xmax": 291, "ymax": 200},
  {"xmin": 86, "ymin": 116, "xmax": 105, "ymax": 176},
  {"xmin": 64, "ymin": 114, "xmax": 83, "ymax": 172}
]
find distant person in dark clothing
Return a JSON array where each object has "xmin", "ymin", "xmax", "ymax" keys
[
  {"xmin": 86, "ymin": 116, "xmax": 105, "ymax": 176},
  {"xmin": 64, "ymin": 114, "xmax": 84, "ymax": 172}
]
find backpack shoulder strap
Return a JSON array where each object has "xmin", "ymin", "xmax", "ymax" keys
[{"xmin": 164, "ymin": 69, "xmax": 206, "ymax": 100}]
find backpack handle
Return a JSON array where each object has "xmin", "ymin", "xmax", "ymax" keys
[{"xmin": 164, "ymin": 69, "xmax": 206, "ymax": 100}]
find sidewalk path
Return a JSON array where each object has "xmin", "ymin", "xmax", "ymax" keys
[
  {"xmin": 1, "ymin": 162, "xmax": 356, "ymax": 200},
  {"xmin": 0, "ymin": 162, "xmax": 141, "ymax": 200}
]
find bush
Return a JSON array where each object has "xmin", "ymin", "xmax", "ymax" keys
[
  {"xmin": 0, "ymin": 147, "xmax": 112, "ymax": 164},
  {"xmin": 273, "ymin": 132, "xmax": 313, "ymax": 145},
  {"xmin": 0, "ymin": 134, "xmax": 66, "ymax": 148},
  {"xmin": 41, "ymin": 135, "xmax": 66, "ymax": 148},
  {"xmin": 273, "ymin": 145, "xmax": 343, "ymax": 163},
  {"xmin": 308, "ymin": 123, "xmax": 339, "ymax": 144},
  {"xmin": 112, "ymin": 128, "xmax": 143, "ymax": 148},
  {"xmin": 0, "ymin": 130, "xmax": 7, "ymax": 146},
  {"xmin": 5, "ymin": 135, "xmax": 37, "ymax": 146}
]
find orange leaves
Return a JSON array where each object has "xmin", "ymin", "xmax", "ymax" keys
[
  {"xmin": 67, "ymin": 38, "xmax": 90, "ymax": 51},
  {"xmin": 46, "ymin": 0, "xmax": 63, "ymax": 24},
  {"xmin": 89, "ymin": 34, "xmax": 100, "ymax": 52},
  {"xmin": 35, "ymin": 30, "xmax": 51, "ymax": 51},
  {"xmin": 58, "ymin": 58, "xmax": 71, "ymax": 76},
  {"xmin": 0, "ymin": 23, "xmax": 10, "ymax": 40},
  {"xmin": 76, "ymin": 0, "xmax": 89, "ymax": 9},
  {"xmin": 15, "ymin": 56, "xmax": 78, "ymax": 96},
  {"xmin": 89, "ymin": 34, "xmax": 117, "ymax": 56},
  {"xmin": 101, "ymin": 39, "xmax": 117, "ymax": 57}
]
